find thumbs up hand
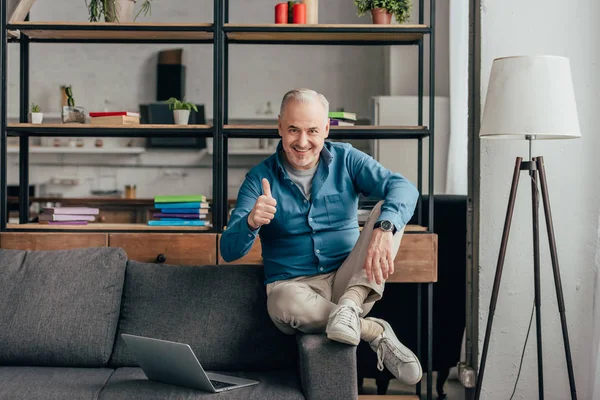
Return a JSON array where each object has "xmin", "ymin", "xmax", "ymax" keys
[{"xmin": 248, "ymin": 178, "xmax": 278, "ymax": 230}]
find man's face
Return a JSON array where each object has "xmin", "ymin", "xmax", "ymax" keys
[{"xmin": 278, "ymin": 99, "xmax": 329, "ymax": 170}]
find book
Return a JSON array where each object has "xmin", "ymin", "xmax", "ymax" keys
[
  {"xmin": 38, "ymin": 220, "xmax": 89, "ymax": 225},
  {"xmin": 328, "ymin": 111, "xmax": 357, "ymax": 121},
  {"xmin": 158, "ymin": 208, "xmax": 209, "ymax": 214},
  {"xmin": 89, "ymin": 111, "xmax": 140, "ymax": 117},
  {"xmin": 90, "ymin": 115, "xmax": 140, "ymax": 125},
  {"xmin": 148, "ymin": 220, "xmax": 210, "ymax": 226},
  {"xmin": 154, "ymin": 195, "xmax": 207, "ymax": 203},
  {"xmin": 159, "ymin": 217, "xmax": 207, "ymax": 221},
  {"xmin": 41, "ymin": 207, "xmax": 99, "ymax": 215},
  {"xmin": 39, "ymin": 214, "xmax": 96, "ymax": 222},
  {"xmin": 157, "ymin": 202, "xmax": 209, "ymax": 209},
  {"xmin": 153, "ymin": 213, "xmax": 207, "ymax": 219},
  {"xmin": 329, "ymin": 119, "xmax": 355, "ymax": 126}
]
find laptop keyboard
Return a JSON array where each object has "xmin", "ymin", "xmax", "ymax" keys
[{"xmin": 211, "ymin": 380, "xmax": 236, "ymax": 389}]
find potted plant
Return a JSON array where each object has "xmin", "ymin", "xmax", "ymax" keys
[
  {"xmin": 353, "ymin": 0, "xmax": 412, "ymax": 25},
  {"xmin": 29, "ymin": 103, "xmax": 43, "ymax": 124},
  {"xmin": 61, "ymin": 86, "xmax": 86, "ymax": 124},
  {"xmin": 165, "ymin": 97, "xmax": 198, "ymax": 125},
  {"xmin": 86, "ymin": 0, "xmax": 153, "ymax": 23}
]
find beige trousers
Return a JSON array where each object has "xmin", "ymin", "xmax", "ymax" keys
[{"xmin": 266, "ymin": 201, "xmax": 405, "ymax": 334}]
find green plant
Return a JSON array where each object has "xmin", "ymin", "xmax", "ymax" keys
[
  {"xmin": 86, "ymin": 0, "xmax": 153, "ymax": 22},
  {"xmin": 134, "ymin": 0, "xmax": 153, "ymax": 21},
  {"xmin": 30, "ymin": 103, "xmax": 41, "ymax": 113},
  {"xmin": 64, "ymin": 86, "xmax": 75, "ymax": 107},
  {"xmin": 165, "ymin": 97, "xmax": 198, "ymax": 112},
  {"xmin": 353, "ymin": 0, "xmax": 412, "ymax": 23}
]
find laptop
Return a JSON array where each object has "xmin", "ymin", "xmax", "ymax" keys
[{"xmin": 121, "ymin": 334, "xmax": 259, "ymax": 393}]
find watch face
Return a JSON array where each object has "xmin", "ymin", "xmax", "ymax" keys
[{"xmin": 381, "ymin": 220, "xmax": 393, "ymax": 230}]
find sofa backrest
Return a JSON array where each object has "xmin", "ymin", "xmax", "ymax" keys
[
  {"xmin": 108, "ymin": 261, "xmax": 297, "ymax": 371},
  {"xmin": 0, "ymin": 247, "xmax": 127, "ymax": 367}
]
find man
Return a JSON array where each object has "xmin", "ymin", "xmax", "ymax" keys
[{"xmin": 220, "ymin": 88, "xmax": 422, "ymax": 385}]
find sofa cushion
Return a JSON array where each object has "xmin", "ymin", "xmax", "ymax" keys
[
  {"xmin": 0, "ymin": 366, "xmax": 114, "ymax": 400},
  {"xmin": 0, "ymin": 247, "xmax": 127, "ymax": 367},
  {"xmin": 98, "ymin": 367, "xmax": 304, "ymax": 400},
  {"xmin": 109, "ymin": 262, "xmax": 296, "ymax": 371}
]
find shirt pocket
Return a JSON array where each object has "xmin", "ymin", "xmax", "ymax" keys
[{"xmin": 324, "ymin": 192, "xmax": 352, "ymax": 226}]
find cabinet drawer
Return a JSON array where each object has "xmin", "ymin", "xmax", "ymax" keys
[
  {"xmin": 217, "ymin": 234, "xmax": 263, "ymax": 265},
  {"xmin": 0, "ymin": 232, "xmax": 108, "ymax": 250},
  {"xmin": 109, "ymin": 233, "xmax": 217, "ymax": 265}
]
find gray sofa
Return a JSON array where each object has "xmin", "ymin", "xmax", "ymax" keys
[{"xmin": 0, "ymin": 247, "xmax": 357, "ymax": 400}]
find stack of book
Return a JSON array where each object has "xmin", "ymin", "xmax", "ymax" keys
[
  {"xmin": 89, "ymin": 111, "xmax": 140, "ymax": 125},
  {"xmin": 149, "ymin": 195, "xmax": 211, "ymax": 227},
  {"xmin": 328, "ymin": 111, "xmax": 356, "ymax": 126},
  {"xmin": 38, "ymin": 207, "xmax": 99, "ymax": 225}
]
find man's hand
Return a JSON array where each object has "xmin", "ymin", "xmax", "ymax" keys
[
  {"xmin": 364, "ymin": 228, "xmax": 395, "ymax": 285},
  {"xmin": 247, "ymin": 178, "xmax": 277, "ymax": 230}
]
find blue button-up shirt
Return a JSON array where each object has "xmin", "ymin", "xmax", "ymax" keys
[{"xmin": 220, "ymin": 140, "xmax": 419, "ymax": 285}]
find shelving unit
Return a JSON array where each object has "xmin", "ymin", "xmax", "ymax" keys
[
  {"xmin": 0, "ymin": 1, "xmax": 436, "ymax": 398},
  {"xmin": 7, "ymin": 145, "xmax": 146, "ymax": 154}
]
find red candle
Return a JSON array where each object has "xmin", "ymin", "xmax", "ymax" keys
[
  {"xmin": 293, "ymin": 3, "xmax": 306, "ymax": 24},
  {"xmin": 275, "ymin": 3, "xmax": 288, "ymax": 24}
]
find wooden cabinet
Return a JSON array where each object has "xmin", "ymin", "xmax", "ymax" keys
[
  {"xmin": 389, "ymin": 233, "xmax": 438, "ymax": 283},
  {"xmin": 108, "ymin": 233, "xmax": 217, "ymax": 265},
  {"xmin": 0, "ymin": 232, "xmax": 107, "ymax": 250},
  {"xmin": 217, "ymin": 234, "xmax": 263, "ymax": 265},
  {"xmin": 0, "ymin": 231, "xmax": 436, "ymax": 283}
]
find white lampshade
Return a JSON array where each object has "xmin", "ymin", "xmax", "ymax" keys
[{"xmin": 480, "ymin": 55, "xmax": 581, "ymax": 140}]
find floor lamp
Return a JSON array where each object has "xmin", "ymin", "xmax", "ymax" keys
[{"xmin": 474, "ymin": 55, "xmax": 579, "ymax": 400}]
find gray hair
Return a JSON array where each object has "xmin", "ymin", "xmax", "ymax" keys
[{"xmin": 279, "ymin": 88, "xmax": 329, "ymax": 120}]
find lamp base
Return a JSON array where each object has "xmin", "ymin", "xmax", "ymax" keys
[{"xmin": 473, "ymin": 156, "xmax": 577, "ymax": 400}]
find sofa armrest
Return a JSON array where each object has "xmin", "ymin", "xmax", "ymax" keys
[{"xmin": 296, "ymin": 334, "xmax": 358, "ymax": 400}]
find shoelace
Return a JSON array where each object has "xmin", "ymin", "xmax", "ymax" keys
[
  {"xmin": 376, "ymin": 338, "xmax": 413, "ymax": 371},
  {"xmin": 331, "ymin": 305, "xmax": 359, "ymax": 329},
  {"xmin": 376, "ymin": 342, "xmax": 386, "ymax": 371}
]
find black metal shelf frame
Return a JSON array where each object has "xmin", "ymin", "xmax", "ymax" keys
[{"xmin": 0, "ymin": 2, "xmax": 436, "ymax": 397}]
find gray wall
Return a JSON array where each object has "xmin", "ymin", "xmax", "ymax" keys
[{"xmin": 479, "ymin": 0, "xmax": 599, "ymax": 398}]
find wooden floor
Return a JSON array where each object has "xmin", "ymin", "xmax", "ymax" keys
[{"xmin": 359, "ymin": 396, "xmax": 419, "ymax": 400}]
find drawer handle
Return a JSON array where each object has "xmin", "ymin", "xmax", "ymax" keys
[{"xmin": 156, "ymin": 253, "xmax": 166, "ymax": 263}]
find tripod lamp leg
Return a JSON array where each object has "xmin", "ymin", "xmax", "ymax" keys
[
  {"xmin": 474, "ymin": 157, "xmax": 523, "ymax": 400},
  {"xmin": 536, "ymin": 156, "xmax": 578, "ymax": 400}
]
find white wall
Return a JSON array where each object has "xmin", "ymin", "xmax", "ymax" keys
[
  {"xmin": 5, "ymin": 0, "xmax": 388, "ymax": 199},
  {"xmin": 479, "ymin": 1, "xmax": 600, "ymax": 399},
  {"xmin": 384, "ymin": 0, "xmax": 450, "ymax": 97}
]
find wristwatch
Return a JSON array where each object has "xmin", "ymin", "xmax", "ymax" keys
[{"xmin": 374, "ymin": 220, "xmax": 397, "ymax": 234}]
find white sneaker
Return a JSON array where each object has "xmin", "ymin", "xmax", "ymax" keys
[
  {"xmin": 326, "ymin": 304, "xmax": 362, "ymax": 346},
  {"xmin": 365, "ymin": 317, "xmax": 423, "ymax": 385}
]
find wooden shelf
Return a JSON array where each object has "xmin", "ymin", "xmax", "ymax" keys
[
  {"xmin": 224, "ymin": 124, "xmax": 429, "ymax": 139},
  {"xmin": 7, "ymin": 22, "xmax": 213, "ymax": 42},
  {"xmin": 7, "ymin": 123, "xmax": 213, "ymax": 137},
  {"xmin": 225, "ymin": 24, "xmax": 429, "ymax": 44},
  {"xmin": 7, "ymin": 223, "xmax": 212, "ymax": 232},
  {"xmin": 7, "ymin": 146, "xmax": 146, "ymax": 154}
]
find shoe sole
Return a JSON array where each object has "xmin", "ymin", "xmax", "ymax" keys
[
  {"xmin": 326, "ymin": 330, "xmax": 360, "ymax": 346},
  {"xmin": 367, "ymin": 317, "xmax": 423, "ymax": 385}
]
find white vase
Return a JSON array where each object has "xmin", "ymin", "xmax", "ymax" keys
[
  {"xmin": 105, "ymin": 0, "xmax": 135, "ymax": 23},
  {"xmin": 29, "ymin": 112, "xmax": 43, "ymax": 124},
  {"xmin": 173, "ymin": 110, "xmax": 190, "ymax": 125}
]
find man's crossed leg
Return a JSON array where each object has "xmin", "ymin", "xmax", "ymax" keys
[{"xmin": 266, "ymin": 201, "xmax": 422, "ymax": 386}]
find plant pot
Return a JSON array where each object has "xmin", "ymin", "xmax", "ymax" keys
[
  {"xmin": 173, "ymin": 110, "xmax": 190, "ymax": 125},
  {"xmin": 105, "ymin": 0, "xmax": 136, "ymax": 23},
  {"xmin": 29, "ymin": 112, "xmax": 43, "ymax": 124},
  {"xmin": 371, "ymin": 8, "xmax": 392, "ymax": 24}
]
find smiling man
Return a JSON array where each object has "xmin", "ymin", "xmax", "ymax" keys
[{"xmin": 220, "ymin": 88, "xmax": 422, "ymax": 385}]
